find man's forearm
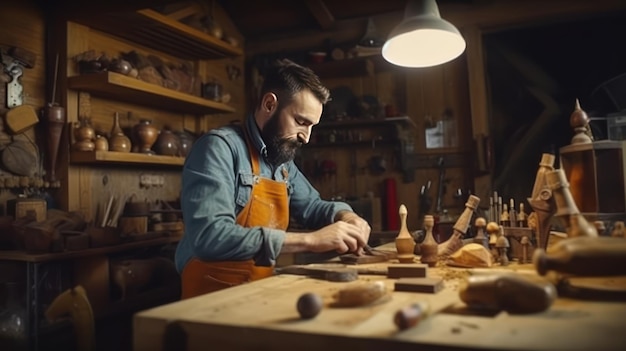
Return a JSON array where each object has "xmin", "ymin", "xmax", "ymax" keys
[{"xmin": 280, "ymin": 231, "xmax": 313, "ymax": 254}]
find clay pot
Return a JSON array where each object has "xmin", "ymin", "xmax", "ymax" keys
[
  {"xmin": 176, "ymin": 130, "xmax": 195, "ymax": 157},
  {"xmin": 133, "ymin": 119, "xmax": 158, "ymax": 154},
  {"xmin": 109, "ymin": 112, "xmax": 132, "ymax": 153},
  {"xmin": 108, "ymin": 59, "xmax": 133, "ymax": 76},
  {"xmin": 154, "ymin": 129, "xmax": 180, "ymax": 156}
]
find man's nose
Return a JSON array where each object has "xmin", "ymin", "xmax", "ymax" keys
[{"xmin": 298, "ymin": 126, "xmax": 312, "ymax": 144}]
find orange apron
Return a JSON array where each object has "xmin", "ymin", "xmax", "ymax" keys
[{"xmin": 181, "ymin": 127, "xmax": 289, "ymax": 299}]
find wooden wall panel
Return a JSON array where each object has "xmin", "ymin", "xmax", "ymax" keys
[{"xmin": 0, "ymin": 0, "xmax": 46, "ymax": 213}]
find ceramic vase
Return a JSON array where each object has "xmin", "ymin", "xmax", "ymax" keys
[{"xmin": 154, "ymin": 129, "xmax": 180, "ymax": 156}]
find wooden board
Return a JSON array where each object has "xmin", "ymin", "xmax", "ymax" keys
[
  {"xmin": 394, "ymin": 277, "xmax": 445, "ymax": 294},
  {"xmin": 387, "ymin": 264, "xmax": 428, "ymax": 278}
]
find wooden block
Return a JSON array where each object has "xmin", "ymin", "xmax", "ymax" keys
[
  {"xmin": 118, "ymin": 216, "xmax": 148, "ymax": 235},
  {"xmin": 387, "ymin": 264, "xmax": 428, "ymax": 278},
  {"xmin": 5, "ymin": 105, "xmax": 39, "ymax": 134},
  {"xmin": 394, "ymin": 277, "xmax": 444, "ymax": 294}
]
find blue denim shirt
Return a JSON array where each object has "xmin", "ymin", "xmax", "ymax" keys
[{"xmin": 175, "ymin": 116, "xmax": 352, "ymax": 272}]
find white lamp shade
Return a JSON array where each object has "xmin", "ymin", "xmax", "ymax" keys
[{"xmin": 382, "ymin": 0, "xmax": 466, "ymax": 68}]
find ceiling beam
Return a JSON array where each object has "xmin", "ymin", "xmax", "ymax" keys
[
  {"xmin": 304, "ymin": 0, "xmax": 335, "ymax": 30},
  {"xmin": 246, "ymin": 0, "xmax": 626, "ymax": 57}
]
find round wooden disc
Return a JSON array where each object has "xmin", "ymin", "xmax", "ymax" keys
[{"xmin": 1, "ymin": 140, "xmax": 38, "ymax": 176}]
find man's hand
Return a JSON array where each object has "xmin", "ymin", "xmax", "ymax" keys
[
  {"xmin": 305, "ymin": 221, "xmax": 367, "ymax": 254},
  {"xmin": 334, "ymin": 210, "xmax": 371, "ymax": 255},
  {"xmin": 281, "ymin": 211, "xmax": 371, "ymax": 255}
]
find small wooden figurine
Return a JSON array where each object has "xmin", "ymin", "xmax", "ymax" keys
[
  {"xmin": 495, "ymin": 226, "xmax": 510, "ymax": 266},
  {"xmin": 473, "ymin": 217, "xmax": 489, "ymax": 250},
  {"xmin": 486, "ymin": 221, "xmax": 500, "ymax": 261},
  {"xmin": 395, "ymin": 204, "xmax": 416, "ymax": 263},
  {"xmin": 420, "ymin": 215, "xmax": 438, "ymax": 267},
  {"xmin": 500, "ymin": 203, "xmax": 510, "ymax": 227},
  {"xmin": 520, "ymin": 235, "xmax": 531, "ymax": 264}
]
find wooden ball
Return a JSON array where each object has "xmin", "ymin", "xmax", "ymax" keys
[{"xmin": 297, "ymin": 292, "xmax": 323, "ymax": 319}]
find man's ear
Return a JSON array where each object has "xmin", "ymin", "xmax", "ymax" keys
[{"xmin": 262, "ymin": 92, "xmax": 278, "ymax": 113}]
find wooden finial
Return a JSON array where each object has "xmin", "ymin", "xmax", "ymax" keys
[
  {"xmin": 396, "ymin": 204, "xmax": 415, "ymax": 263},
  {"xmin": 570, "ymin": 98, "xmax": 593, "ymax": 144}
]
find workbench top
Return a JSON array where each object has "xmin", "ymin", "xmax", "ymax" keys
[
  {"xmin": 133, "ymin": 261, "xmax": 626, "ymax": 351},
  {"xmin": 133, "ymin": 262, "xmax": 626, "ymax": 351}
]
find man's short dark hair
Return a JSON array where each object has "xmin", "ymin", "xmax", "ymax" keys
[{"xmin": 258, "ymin": 58, "xmax": 330, "ymax": 109}]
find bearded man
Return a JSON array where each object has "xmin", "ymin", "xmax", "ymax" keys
[{"xmin": 176, "ymin": 59, "xmax": 371, "ymax": 298}]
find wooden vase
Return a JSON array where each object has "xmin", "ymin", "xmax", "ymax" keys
[
  {"xmin": 132, "ymin": 119, "xmax": 158, "ymax": 154},
  {"xmin": 72, "ymin": 117, "xmax": 95, "ymax": 151},
  {"xmin": 395, "ymin": 204, "xmax": 415, "ymax": 263},
  {"xmin": 109, "ymin": 112, "xmax": 131, "ymax": 153}
]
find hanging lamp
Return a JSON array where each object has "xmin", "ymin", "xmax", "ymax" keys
[{"xmin": 382, "ymin": 0, "xmax": 466, "ymax": 68}]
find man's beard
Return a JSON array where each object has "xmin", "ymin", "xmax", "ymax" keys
[{"xmin": 261, "ymin": 113, "xmax": 302, "ymax": 166}]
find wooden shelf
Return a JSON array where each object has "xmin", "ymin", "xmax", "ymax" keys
[
  {"xmin": 0, "ymin": 236, "xmax": 180, "ymax": 263},
  {"xmin": 72, "ymin": 9, "xmax": 243, "ymax": 60},
  {"xmin": 315, "ymin": 116, "xmax": 416, "ymax": 129},
  {"xmin": 305, "ymin": 140, "xmax": 396, "ymax": 148},
  {"xmin": 70, "ymin": 150, "xmax": 185, "ymax": 167},
  {"xmin": 67, "ymin": 71, "xmax": 236, "ymax": 115}
]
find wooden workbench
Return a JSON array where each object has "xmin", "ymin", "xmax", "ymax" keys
[{"xmin": 133, "ymin": 254, "xmax": 626, "ymax": 351}]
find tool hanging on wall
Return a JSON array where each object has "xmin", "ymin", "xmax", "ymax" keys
[
  {"xmin": 1, "ymin": 46, "xmax": 39, "ymax": 135},
  {"xmin": 1, "ymin": 46, "xmax": 35, "ymax": 108},
  {"xmin": 43, "ymin": 53, "xmax": 66, "ymax": 187}
]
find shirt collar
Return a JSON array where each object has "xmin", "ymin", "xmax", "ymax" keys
[{"xmin": 246, "ymin": 114, "xmax": 268, "ymax": 159}]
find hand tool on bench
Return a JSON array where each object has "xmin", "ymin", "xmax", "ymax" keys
[
  {"xmin": 459, "ymin": 273, "xmax": 557, "ymax": 314},
  {"xmin": 339, "ymin": 244, "xmax": 396, "ymax": 264},
  {"xmin": 275, "ymin": 264, "xmax": 359, "ymax": 282}
]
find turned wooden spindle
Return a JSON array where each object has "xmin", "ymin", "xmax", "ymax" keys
[
  {"xmin": 528, "ymin": 153, "xmax": 557, "ymax": 250},
  {"xmin": 438, "ymin": 195, "xmax": 480, "ymax": 257},
  {"xmin": 395, "ymin": 204, "xmax": 416, "ymax": 263},
  {"xmin": 530, "ymin": 153, "xmax": 556, "ymax": 201}
]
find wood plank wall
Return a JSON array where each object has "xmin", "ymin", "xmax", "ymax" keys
[{"xmin": 0, "ymin": 1, "xmax": 46, "ymax": 213}]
